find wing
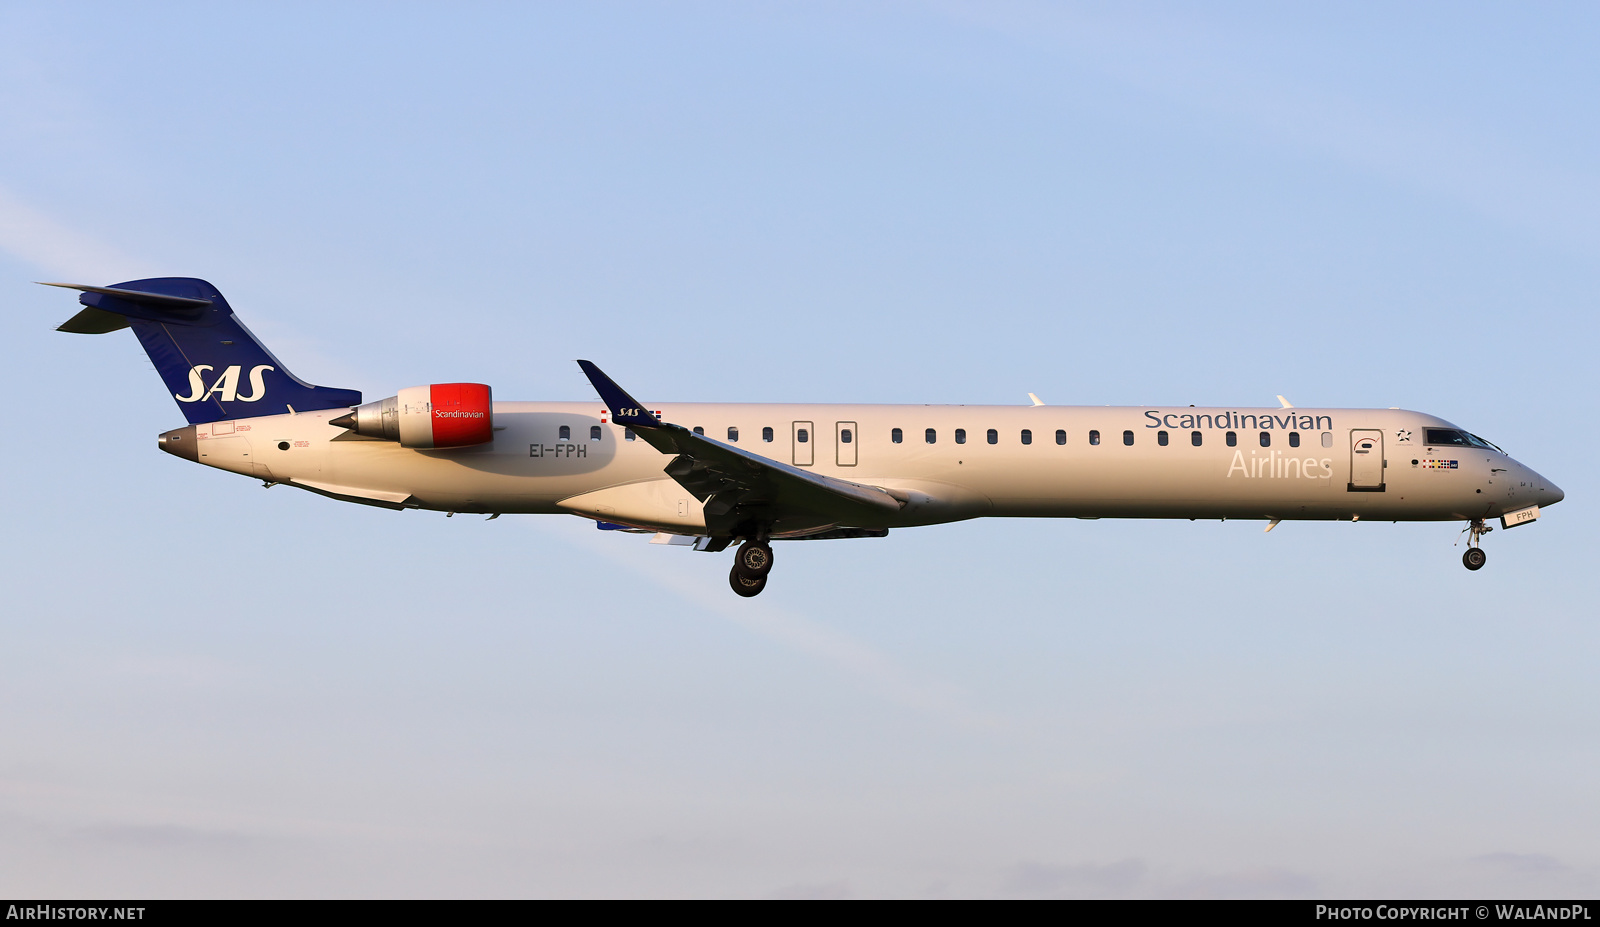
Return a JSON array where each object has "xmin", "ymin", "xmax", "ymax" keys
[{"xmin": 577, "ymin": 360, "xmax": 904, "ymax": 537}]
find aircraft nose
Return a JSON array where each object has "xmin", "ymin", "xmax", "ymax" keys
[{"xmin": 1524, "ymin": 465, "xmax": 1563, "ymax": 508}]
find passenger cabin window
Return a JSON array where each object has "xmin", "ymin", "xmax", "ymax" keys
[
  {"xmin": 1288, "ymin": 431, "xmax": 1300, "ymax": 448},
  {"xmin": 797, "ymin": 429, "xmax": 809, "ymax": 443},
  {"xmin": 1021, "ymin": 429, "xmax": 1032, "ymax": 445},
  {"xmin": 1157, "ymin": 430, "xmax": 1169, "ymax": 446},
  {"xmin": 1321, "ymin": 432, "xmax": 1333, "ymax": 447},
  {"xmin": 1226, "ymin": 431, "xmax": 1237, "ymax": 447},
  {"xmin": 1259, "ymin": 431, "xmax": 1271, "ymax": 447},
  {"xmin": 763, "ymin": 426, "xmax": 774, "ymax": 442},
  {"xmin": 728, "ymin": 426, "xmax": 738, "ymax": 442},
  {"xmin": 1123, "ymin": 430, "xmax": 1134, "ymax": 446},
  {"xmin": 955, "ymin": 428, "xmax": 967, "ymax": 445},
  {"xmin": 1089, "ymin": 430, "xmax": 1101, "ymax": 446},
  {"xmin": 590, "ymin": 425, "xmax": 602, "ymax": 441},
  {"xmin": 559, "ymin": 425, "xmax": 570, "ymax": 440},
  {"xmin": 841, "ymin": 429, "xmax": 853, "ymax": 444},
  {"xmin": 986, "ymin": 428, "xmax": 998, "ymax": 445},
  {"xmin": 926, "ymin": 428, "xmax": 937, "ymax": 444},
  {"xmin": 892, "ymin": 428, "xmax": 903, "ymax": 444},
  {"xmin": 693, "ymin": 426, "xmax": 704, "ymax": 436},
  {"xmin": 625, "ymin": 428, "xmax": 635, "ymax": 441},
  {"xmin": 1191, "ymin": 431, "xmax": 1202, "ymax": 446},
  {"xmin": 1055, "ymin": 429, "xmax": 1066, "ymax": 445}
]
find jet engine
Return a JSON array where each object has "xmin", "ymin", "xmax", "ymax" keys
[{"xmin": 330, "ymin": 383, "xmax": 493, "ymax": 448}]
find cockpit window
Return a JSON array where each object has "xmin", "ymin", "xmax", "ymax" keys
[
  {"xmin": 1468, "ymin": 433, "xmax": 1504, "ymax": 453},
  {"xmin": 1427, "ymin": 428, "xmax": 1499, "ymax": 451}
]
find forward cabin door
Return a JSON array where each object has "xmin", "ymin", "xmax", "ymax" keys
[
  {"xmin": 836, "ymin": 421, "xmax": 857, "ymax": 466},
  {"xmin": 792, "ymin": 421, "xmax": 814, "ymax": 466},
  {"xmin": 1349, "ymin": 429, "xmax": 1385, "ymax": 491}
]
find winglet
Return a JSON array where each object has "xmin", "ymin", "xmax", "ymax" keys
[
  {"xmin": 1028, "ymin": 393, "xmax": 1045, "ymax": 406},
  {"xmin": 577, "ymin": 360, "xmax": 659, "ymax": 428},
  {"xmin": 1277, "ymin": 395, "xmax": 1294, "ymax": 409}
]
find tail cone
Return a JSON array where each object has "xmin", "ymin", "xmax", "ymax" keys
[{"xmin": 157, "ymin": 425, "xmax": 199, "ymax": 463}]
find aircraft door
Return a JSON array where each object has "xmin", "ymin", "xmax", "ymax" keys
[
  {"xmin": 1349, "ymin": 429, "xmax": 1385, "ymax": 491},
  {"xmin": 792, "ymin": 421, "xmax": 814, "ymax": 466},
  {"xmin": 836, "ymin": 421, "xmax": 857, "ymax": 466}
]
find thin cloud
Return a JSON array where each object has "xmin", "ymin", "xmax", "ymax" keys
[
  {"xmin": 1002, "ymin": 858, "xmax": 1148, "ymax": 896},
  {"xmin": 534, "ymin": 519, "xmax": 1010, "ymax": 732},
  {"xmin": 0, "ymin": 185, "xmax": 152, "ymax": 281},
  {"xmin": 1473, "ymin": 852, "xmax": 1571, "ymax": 874},
  {"xmin": 1166, "ymin": 866, "xmax": 1318, "ymax": 899}
]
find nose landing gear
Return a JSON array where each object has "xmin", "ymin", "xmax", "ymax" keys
[
  {"xmin": 1459, "ymin": 518, "xmax": 1492, "ymax": 571},
  {"xmin": 728, "ymin": 538, "xmax": 775, "ymax": 597}
]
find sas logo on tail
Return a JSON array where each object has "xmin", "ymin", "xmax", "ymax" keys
[{"xmin": 174, "ymin": 365, "xmax": 275, "ymax": 403}]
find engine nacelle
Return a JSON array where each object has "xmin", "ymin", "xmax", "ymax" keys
[{"xmin": 334, "ymin": 383, "xmax": 494, "ymax": 448}]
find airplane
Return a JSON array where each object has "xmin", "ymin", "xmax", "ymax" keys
[{"xmin": 48, "ymin": 276, "xmax": 1565, "ymax": 597}]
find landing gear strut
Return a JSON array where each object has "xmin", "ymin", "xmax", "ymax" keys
[
  {"xmin": 1460, "ymin": 518, "xmax": 1492, "ymax": 571},
  {"xmin": 728, "ymin": 537, "xmax": 775, "ymax": 597}
]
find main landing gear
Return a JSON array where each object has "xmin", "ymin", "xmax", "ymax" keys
[
  {"xmin": 1459, "ymin": 517, "xmax": 1492, "ymax": 571},
  {"xmin": 728, "ymin": 538, "xmax": 774, "ymax": 597}
]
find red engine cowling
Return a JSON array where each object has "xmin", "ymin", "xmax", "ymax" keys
[{"xmin": 335, "ymin": 383, "xmax": 494, "ymax": 448}]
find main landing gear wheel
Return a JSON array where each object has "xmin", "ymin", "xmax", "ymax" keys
[
  {"xmin": 1463, "ymin": 547, "xmax": 1487, "ymax": 571},
  {"xmin": 736, "ymin": 540, "xmax": 774, "ymax": 576},
  {"xmin": 730, "ymin": 565, "xmax": 767, "ymax": 597}
]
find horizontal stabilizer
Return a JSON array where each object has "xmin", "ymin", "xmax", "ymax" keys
[
  {"xmin": 56, "ymin": 306, "xmax": 130, "ymax": 334},
  {"xmin": 40, "ymin": 281, "xmax": 213, "ymax": 327},
  {"xmin": 39, "ymin": 282, "xmax": 213, "ymax": 310}
]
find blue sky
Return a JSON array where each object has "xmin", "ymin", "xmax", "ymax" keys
[{"xmin": 1, "ymin": 2, "xmax": 1596, "ymax": 898}]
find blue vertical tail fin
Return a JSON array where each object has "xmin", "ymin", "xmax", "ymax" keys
[{"xmin": 46, "ymin": 277, "xmax": 361, "ymax": 424}]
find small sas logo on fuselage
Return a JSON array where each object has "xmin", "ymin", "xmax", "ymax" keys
[{"xmin": 174, "ymin": 364, "xmax": 275, "ymax": 403}]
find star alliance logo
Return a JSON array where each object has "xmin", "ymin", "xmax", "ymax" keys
[{"xmin": 1396, "ymin": 429, "xmax": 1412, "ymax": 443}]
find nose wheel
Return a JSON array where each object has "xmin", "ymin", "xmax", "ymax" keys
[
  {"xmin": 728, "ymin": 538, "xmax": 775, "ymax": 597},
  {"xmin": 1459, "ymin": 517, "xmax": 1492, "ymax": 571}
]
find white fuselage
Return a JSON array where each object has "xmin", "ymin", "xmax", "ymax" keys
[{"xmin": 170, "ymin": 401, "xmax": 1564, "ymax": 536}]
